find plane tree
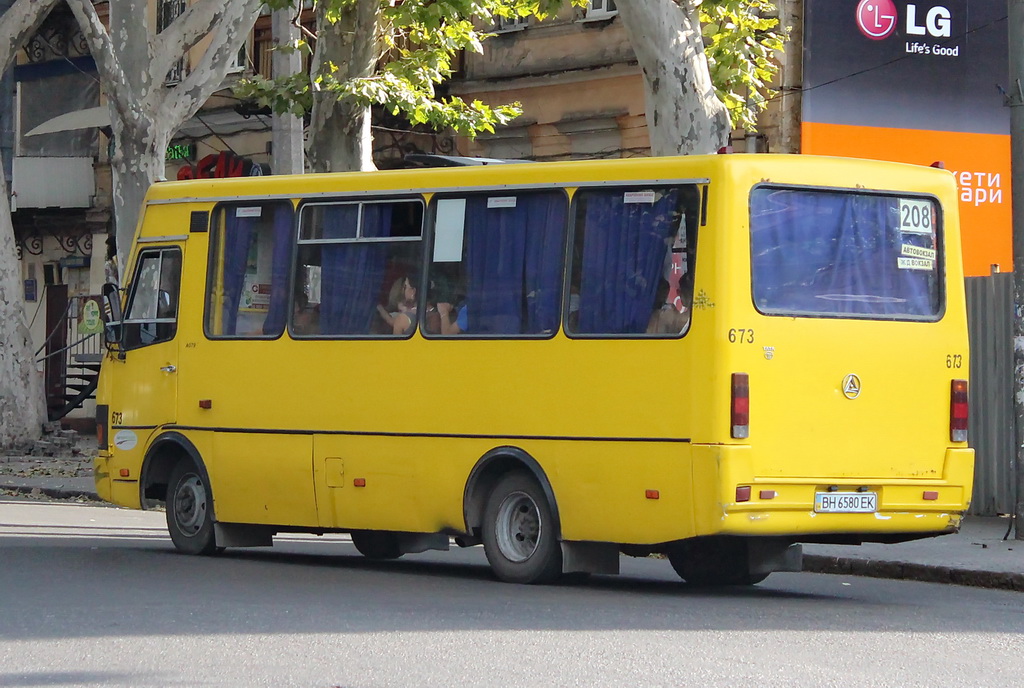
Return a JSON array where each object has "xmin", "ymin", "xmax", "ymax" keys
[
  {"xmin": 0, "ymin": 0, "xmax": 63, "ymax": 445},
  {"xmin": 66, "ymin": 0, "xmax": 263, "ymax": 270}
]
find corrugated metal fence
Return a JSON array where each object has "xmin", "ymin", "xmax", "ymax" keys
[{"xmin": 965, "ymin": 273, "xmax": 1016, "ymax": 516}]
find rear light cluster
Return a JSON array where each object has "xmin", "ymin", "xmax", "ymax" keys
[
  {"xmin": 950, "ymin": 379, "xmax": 968, "ymax": 443},
  {"xmin": 96, "ymin": 404, "xmax": 108, "ymax": 450},
  {"xmin": 731, "ymin": 373, "xmax": 749, "ymax": 439}
]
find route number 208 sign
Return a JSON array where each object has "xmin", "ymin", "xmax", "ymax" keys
[{"xmin": 899, "ymin": 198, "xmax": 934, "ymax": 235}]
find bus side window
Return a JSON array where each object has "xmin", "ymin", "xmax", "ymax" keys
[
  {"xmin": 122, "ymin": 248, "xmax": 182, "ymax": 349},
  {"xmin": 567, "ymin": 185, "xmax": 699, "ymax": 337},
  {"xmin": 293, "ymin": 199, "xmax": 424, "ymax": 337},
  {"xmin": 206, "ymin": 202, "xmax": 294, "ymax": 338},
  {"xmin": 425, "ymin": 190, "xmax": 567, "ymax": 337}
]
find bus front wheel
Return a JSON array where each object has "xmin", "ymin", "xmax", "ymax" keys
[
  {"xmin": 482, "ymin": 473, "xmax": 562, "ymax": 584},
  {"xmin": 166, "ymin": 461, "xmax": 218, "ymax": 555}
]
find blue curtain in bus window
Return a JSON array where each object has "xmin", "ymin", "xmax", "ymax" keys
[
  {"xmin": 320, "ymin": 204, "xmax": 390, "ymax": 335},
  {"xmin": 221, "ymin": 211, "xmax": 253, "ymax": 335},
  {"xmin": 261, "ymin": 205, "xmax": 294, "ymax": 336},
  {"xmin": 464, "ymin": 192, "xmax": 565, "ymax": 335},
  {"xmin": 522, "ymin": 194, "xmax": 567, "ymax": 334},
  {"xmin": 577, "ymin": 189, "xmax": 679, "ymax": 334},
  {"xmin": 750, "ymin": 189, "xmax": 937, "ymax": 317}
]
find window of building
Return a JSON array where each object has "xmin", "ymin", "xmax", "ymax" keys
[
  {"xmin": 294, "ymin": 199, "xmax": 424, "ymax": 337},
  {"xmin": 426, "ymin": 190, "xmax": 567, "ymax": 337},
  {"xmin": 157, "ymin": 0, "xmax": 187, "ymax": 84},
  {"xmin": 205, "ymin": 202, "xmax": 294, "ymax": 338},
  {"xmin": 567, "ymin": 185, "xmax": 700, "ymax": 337},
  {"xmin": 582, "ymin": 0, "xmax": 618, "ymax": 20},
  {"xmin": 227, "ymin": 38, "xmax": 249, "ymax": 74},
  {"xmin": 494, "ymin": 13, "xmax": 529, "ymax": 32},
  {"xmin": 122, "ymin": 248, "xmax": 182, "ymax": 349}
]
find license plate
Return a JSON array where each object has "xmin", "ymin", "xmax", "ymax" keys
[{"xmin": 814, "ymin": 492, "xmax": 877, "ymax": 513}]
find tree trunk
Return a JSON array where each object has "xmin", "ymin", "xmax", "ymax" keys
[
  {"xmin": 0, "ymin": 0, "xmax": 66, "ymax": 444},
  {"xmin": 616, "ymin": 0, "xmax": 730, "ymax": 156},
  {"xmin": 0, "ymin": 165, "xmax": 46, "ymax": 446},
  {"xmin": 107, "ymin": 115, "xmax": 172, "ymax": 274},
  {"xmin": 307, "ymin": 0, "xmax": 380, "ymax": 173}
]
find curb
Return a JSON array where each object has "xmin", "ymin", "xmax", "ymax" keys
[
  {"xmin": 803, "ymin": 553, "xmax": 1024, "ymax": 592},
  {"xmin": 0, "ymin": 482, "xmax": 100, "ymax": 502}
]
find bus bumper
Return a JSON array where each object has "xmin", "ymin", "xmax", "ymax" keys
[{"xmin": 692, "ymin": 444, "xmax": 974, "ymax": 541}]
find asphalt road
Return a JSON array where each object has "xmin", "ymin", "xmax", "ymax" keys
[{"xmin": 1, "ymin": 499, "xmax": 1022, "ymax": 688}]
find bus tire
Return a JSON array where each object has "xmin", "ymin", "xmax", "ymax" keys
[
  {"xmin": 666, "ymin": 537, "xmax": 768, "ymax": 586},
  {"xmin": 350, "ymin": 530, "xmax": 403, "ymax": 560},
  {"xmin": 165, "ymin": 461, "xmax": 217, "ymax": 556},
  {"xmin": 482, "ymin": 472, "xmax": 562, "ymax": 584}
]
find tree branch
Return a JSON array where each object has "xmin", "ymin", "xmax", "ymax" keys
[
  {"xmin": 0, "ymin": 0, "xmax": 62, "ymax": 71},
  {"xmin": 162, "ymin": 0, "xmax": 261, "ymax": 126},
  {"xmin": 150, "ymin": 0, "xmax": 225, "ymax": 88},
  {"xmin": 65, "ymin": 0, "xmax": 143, "ymax": 128}
]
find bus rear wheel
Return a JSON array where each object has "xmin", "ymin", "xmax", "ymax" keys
[
  {"xmin": 667, "ymin": 537, "xmax": 769, "ymax": 586},
  {"xmin": 166, "ymin": 461, "xmax": 217, "ymax": 555},
  {"xmin": 482, "ymin": 473, "xmax": 562, "ymax": 584},
  {"xmin": 350, "ymin": 530, "xmax": 403, "ymax": 560}
]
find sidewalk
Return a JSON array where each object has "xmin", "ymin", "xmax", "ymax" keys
[
  {"xmin": 1, "ymin": 444, "xmax": 1021, "ymax": 591},
  {"xmin": 803, "ymin": 516, "xmax": 1023, "ymax": 592}
]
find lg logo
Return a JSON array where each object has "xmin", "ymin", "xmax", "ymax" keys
[
  {"xmin": 856, "ymin": 0, "xmax": 897, "ymax": 39},
  {"xmin": 856, "ymin": 1, "xmax": 952, "ymax": 41},
  {"xmin": 906, "ymin": 4, "xmax": 951, "ymax": 37}
]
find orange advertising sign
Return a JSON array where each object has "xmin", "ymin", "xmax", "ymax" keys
[{"xmin": 802, "ymin": 122, "xmax": 1011, "ymax": 277}]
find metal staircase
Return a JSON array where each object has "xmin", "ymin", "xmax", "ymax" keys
[{"xmin": 37, "ymin": 295, "xmax": 102, "ymax": 421}]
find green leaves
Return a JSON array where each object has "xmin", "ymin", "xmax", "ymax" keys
[
  {"xmin": 239, "ymin": 0, "xmax": 578, "ymax": 136},
  {"xmin": 239, "ymin": 0, "xmax": 785, "ymax": 140},
  {"xmin": 701, "ymin": 0, "xmax": 788, "ymax": 132}
]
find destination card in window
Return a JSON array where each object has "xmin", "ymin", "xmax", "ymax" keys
[
  {"xmin": 487, "ymin": 196, "xmax": 517, "ymax": 209},
  {"xmin": 624, "ymin": 191, "xmax": 657, "ymax": 204},
  {"xmin": 898, "ymin": 198, "xmax": 934, "ymax": 235},
  {"xmin": 898, "ymin": 256, "xmax": 934, "ymax": 271},
  {"xmin": 901, "ymin": 244, "xmax": 936, "ymax": 261}
]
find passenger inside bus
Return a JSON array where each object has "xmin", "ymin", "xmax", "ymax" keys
[
  {"xmin": 646, "ymin": 278, "xmax": 689, "ymax": 335},
  {"xmin": 436, "ymin": 301, "xmax": 468, "ymax": 335},
  {"xmin": 293, "ymin": 289, "xmax": 320, "ymax": 335},
  {"xmin": 376, "ymin": 274, "xmax": 418, "ymax": 335}
]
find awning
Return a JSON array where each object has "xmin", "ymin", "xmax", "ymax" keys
[{"xmin": 25, "ymin": 107, "xmax": 111, "ymax": 137}]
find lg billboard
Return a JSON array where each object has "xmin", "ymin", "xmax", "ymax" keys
[{"xmin": 803, "ymin": 0, "xmax": 1009, "ymax": 276}]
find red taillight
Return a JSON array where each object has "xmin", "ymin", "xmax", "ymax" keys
[
  {"xmin": 732, "ymin": 373, "xmax": 749, "ymax": 439},
  {"xmin": 96, "ymin": 404, "xmax": 108, "ymax": 450},
  {"xmin": 950, "ymin": 379, "xmax": 968, "ymax": 442}
]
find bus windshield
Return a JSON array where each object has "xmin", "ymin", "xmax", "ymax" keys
[{"xmin": 750, "ymin": 186, "xmax": 943, "ymax": 320}]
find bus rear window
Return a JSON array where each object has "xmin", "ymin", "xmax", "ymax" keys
[{"xmin": 750, "ymin": 187, "xmax": 942, "ymax": 320}]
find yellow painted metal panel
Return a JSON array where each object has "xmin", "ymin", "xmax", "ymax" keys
[{"xmin": 208, "ymin": 432, "xmax": 317, "ymax": 527}]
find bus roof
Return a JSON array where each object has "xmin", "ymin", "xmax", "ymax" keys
[{"xmin": 141, "ymin": 153, "xmax": 955, "ymax": 207}]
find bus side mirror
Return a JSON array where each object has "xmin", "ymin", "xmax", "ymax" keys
[{"xmin": 102, "ymin": 282, "xmax": 123, "ymax": 347}]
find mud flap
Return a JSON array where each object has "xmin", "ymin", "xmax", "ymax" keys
[{"xmin": 561, "ymin": 541, "xmax": 620, "ymax": 575}]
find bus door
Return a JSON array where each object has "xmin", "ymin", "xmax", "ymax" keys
[{"xmin": 114, "ymin": 245, "xmax": 184, "ymax": 439}]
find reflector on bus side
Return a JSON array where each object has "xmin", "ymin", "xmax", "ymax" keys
[{"xmin": 731, "ymin": 373, "xmax": 749, "ymax": 439}]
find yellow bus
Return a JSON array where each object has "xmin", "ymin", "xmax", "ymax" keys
[{"xmin": 95, "ymin": 153, "xmax": 973, "ymax": 585}]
